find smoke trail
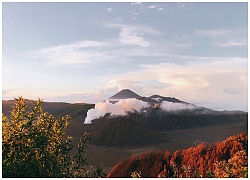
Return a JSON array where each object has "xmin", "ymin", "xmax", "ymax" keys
[{"xmin": 84, "ymin": 98, "xmax": 150, "ymax": 124}]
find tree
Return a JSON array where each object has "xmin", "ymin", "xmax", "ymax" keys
[{"xmin": 2, "ymin": 97, "xmax": 106, "ymax": 178}]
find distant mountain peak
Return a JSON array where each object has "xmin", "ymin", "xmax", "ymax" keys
[
  {"xmin": 107, "ymin": 89, "xmax": 189, "ymax": 104},
  {"xmin": 108, "ymin": 89, "xmax": 141, "ymax": 100}
]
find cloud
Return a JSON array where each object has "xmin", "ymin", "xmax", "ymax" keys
[
  {"xmin": 161, "ymin": 101, "xmax": 195, "ymax": 111},
  {"xmin": 194, "ymin": 28, "xmax": 247, "ymax": 41},
  {"xmin": 100, "ymin": 56, "xmax": 247, "ymax": 111},
  {"xmin": 26, "ymin": 22, "xmax": 161, "ymax": 66},
  {"xmin": 27, "ymin": 24, "xmax": 245, "ymax": 68},
  {"xmin": 50, "ymin": 93, "xmax": 98, "ymax": 103},
  {"xmin": 24, "ymin": 25, "xmax": 247, "ymax": 110},
  {"xmin": 131, "ymin": 11, "xmax": 139, "ymax": 15},
  {"xmin": 105, "ymin": 22, "xmax": 160, "ymax": 47},
  {"xmin": 131, "ymin": 2, "xmax": 142, "ymax": 6},
  {"xmin": 130, "ymin": 2, "xmax": 143, "ymax": 10},
  {"xmin": 220, "ymin": 40, "xmax": 246, "ymax": 47},
  {"xmin": 177, "ymin": 3, "xmax": 186, "ymax": 8},
  {"xmin": 27, "ymin": 40, "xmax": 115, "ymax": 66},
  {"xmin": 102, "ymin": 80, "xmax": 143, "ymax": 95},
  {"xmin": 107, "ymin": 7, "xmax": 113, "ymax": 12},
  {"xmin": 119, "ymin": 26, "xmax": 150, "ymax": 47},
  {"xmin": 188, "ymin": 28, "xmax": 248, "ymax": 49},
  {"xmin": 148, "ymin": 5, "xmax": 157, "ymax": 9},
  {"xmin": 105, "ymin": 23, "xmax": 161, "ymax": 36},
  {"xmin": 195, "ymin": 29, "xmax": 231, "ymax": 37},
  {"xmin": 148, "ymin": 4, "xmax": 165, "ymax": 11}
]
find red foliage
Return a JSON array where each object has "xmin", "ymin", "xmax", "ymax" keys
[
  {"xmin": 107, "ymin": 133, "xmax": 248, "ymax": 178},
  {"xmin": 107, "ymin": 155, "xmax": 139, "ymax": 177},
  {"xmin": 107, "ymin": 150, "xmax": 165, "ymax": 177}
]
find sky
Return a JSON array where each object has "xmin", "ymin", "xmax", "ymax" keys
[{"xmin": 2, "ymin": 2, "xmax": 248, "ymax": 111}]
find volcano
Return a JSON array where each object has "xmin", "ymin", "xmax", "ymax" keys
[
  {"xmin": 84, "ymin": 89, "xmax": 247, "ymax": 147},
  {"xmin": 108, "ymin": 89, "xmax": 142, "ymax": 103},
  {"xmin": 107, "ymin": 89, "xmax": 188, "ymax": 104},
  {"xmin": 90, "ymin": 117, "xmax": 164, "ymax": 147}
]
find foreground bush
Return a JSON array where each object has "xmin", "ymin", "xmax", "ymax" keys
[
  {"xmin": 2, "ymin": 97, "xmax": 106, "ymax": 178},
  {"xmin": 213, "ymin": 150, "xmax": 248, "ymax": 178}
]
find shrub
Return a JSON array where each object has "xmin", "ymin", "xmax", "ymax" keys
[
  {"xmin": 213, "ymin": 150, "xmax": 248, "ymax": 178},
  {"xmin": 2, "ymin": 97, "xmax": 106, "ymax": 178}
]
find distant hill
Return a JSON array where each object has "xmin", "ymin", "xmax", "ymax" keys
[{"xmin": 2, "ymin": 99, "xmax": 71, "ymax": 117}]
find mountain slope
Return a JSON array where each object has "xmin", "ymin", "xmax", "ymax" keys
[
  {"xmin": 129, "ymin": 107, "xmax": 247, "ymax": 131},
  {"xmin": 90, "ymin": 117, "xmax": 164, "ymax": 147},
  {"xmin": 89, "ymin": 107, "xmax": 247, "ymax": 133}
]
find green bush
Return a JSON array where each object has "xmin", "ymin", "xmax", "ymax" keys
[{"xmin": 2, "ymin": 97, "xmax": 106, "ymax": 178}]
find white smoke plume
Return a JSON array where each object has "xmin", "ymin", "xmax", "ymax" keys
[
  {"xmin": 160, "ymin": 101, "xmax": 196, "ymax": 111},
  {"xmin": 84, "ymin": 98, "xmax": 197, "ymax": 124},
  {"xmin": 84, "ymin": 98, "xmax": 150, "ymax": 124}
]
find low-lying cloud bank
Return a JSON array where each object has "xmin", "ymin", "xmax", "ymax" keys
[
  {"xmin": 160, "ymin": 101, "xmax": 195, "ymax": 111},
  {"xmin": 84, "ymin": 98, "xmax": 196, "ymax": 124}
]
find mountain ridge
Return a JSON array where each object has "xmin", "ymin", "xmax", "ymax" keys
[
  {"xmin": 107, "ymin": 89, "xmax": 188, "ymax": 105},
  {"xmin": 2, "ymin": 95, "xmax": 248, "ymax": 148}
]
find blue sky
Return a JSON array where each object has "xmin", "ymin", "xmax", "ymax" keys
[{"xmin": 2, "ymin": 2, "xmax": 248, "ymax": 111}]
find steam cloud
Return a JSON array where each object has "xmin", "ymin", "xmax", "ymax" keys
[
  {"xmin": 84, "ymin": 98, "xmax": 150, "ymax": 124},
  {"xmin": 160, "ymin": 101, "xmax": 195, "ymax": 111},
  {"xmin": 84, "ymin": 98, "xmax": 196, "ymax": 124}
]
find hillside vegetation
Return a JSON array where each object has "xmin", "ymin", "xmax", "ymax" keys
[{"xmin": 107, "ymin": 133, "xmax": 248, "ymax": 178}]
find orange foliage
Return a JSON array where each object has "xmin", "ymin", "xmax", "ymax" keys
[
  {"xmin": 213, "ymin": 150, "xmax": 248, "ymax": 178},
  {"xmin": 107, "ymin": 133, "xmax": 248, "ymax": 178}
]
